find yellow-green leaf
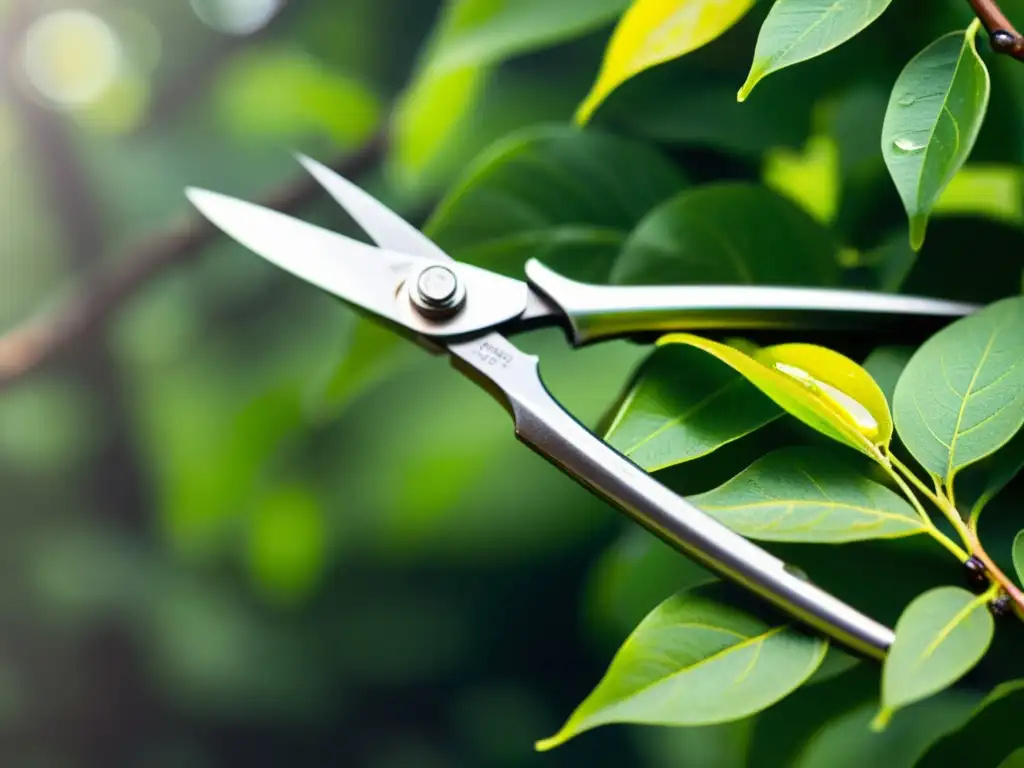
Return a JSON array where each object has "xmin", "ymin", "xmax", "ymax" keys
[
  {"xmin": 659, "ymin": 335, "xmax": 886, "ymax": 455},
  {"xmin": 576, "ymin": 0, "xmax": 757, "ymax": 125},
  {"xmin": 873, "ymin": 586, "xmax": 994, "ymax": 730},
  {"xmin": 934, "ymin": 164, "xmax": 1024, "ymax": 226},
  {"xmin": 761, "ymin": 343, "xmax": 894, "ymax": 446}
]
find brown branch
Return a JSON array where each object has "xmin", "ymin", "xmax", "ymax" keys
[
  {"xmin": 968, "ymin": 0, "xmax": 1024, "ymax": 60},
  {"xmin": 0, "ymin": 129, "xmax": 388, "ymax": 391}
]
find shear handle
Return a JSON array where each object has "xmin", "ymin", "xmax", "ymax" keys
[
  {"xmin": 450, "ymin": 332, "xmax": 895, "ymax": 661},
  {"xmin": 525, "ymin": 260, "xmax": 978, "ymax": 346}
]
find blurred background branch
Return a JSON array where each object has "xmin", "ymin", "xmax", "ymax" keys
[{"xmin": 0, "ymin": 128, "xmax": 387, "ymax": 391}]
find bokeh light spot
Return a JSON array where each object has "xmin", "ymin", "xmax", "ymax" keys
[
  {"xmin": 190, "ymin": 0, "xmax": 283, "ymax": 35},
  {"xmin": 22, "ymin": 10, "xmax": 123, "ymax": 108}
]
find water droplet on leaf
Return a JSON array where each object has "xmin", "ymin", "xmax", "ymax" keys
[
  {"xmin": 773, "ymin": 362, "xmax": 880, "ymax": 440},
  {"xmin": 896, "ymin": 94, "xmax": 916, "ymax": 106},
  {"xmin": 892, "ymin": 136, "xmax": 925, "ymax": 154}
]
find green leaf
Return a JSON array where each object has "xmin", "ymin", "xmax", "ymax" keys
[
  {"xmin": 391, "ymin": 0, "xmax": 633, "ymax": 190},
  {"xmin": 934, "ymin": 165, "xmax": 1024, "ymax": 226},
  {"xmin": 873, "ymin": 586, "xmax": 995, "ymax": 729},
  {"xmin": 956, "ymin": 429, "xmax": 1024, "ymax": 518},
  {"xmin": 660, "ymin": 336, "xmax": 888, "ymax": 456},
  {"xmin": 585, "ymin": 528, "xmax": 717, "ymax": 636},
  {"xmin": 916, "ymin": 680, "xmax": 1024, "ymax": 767},
  {"xmin": 862, "ymin": 346, "xmax": 914, "ymax": 406},
  {"xmin": 426, "ymin": 124, "xmax": 686, "ymax": 280},
  {"xmin": 881, "ymin": 21, "xmax": 991, "ymax": 250},
  {"xmin": 214, "ymin": 47, "xmax": 381, "ymax": 148},
  {"xmin": 536, "ymin": 583, "xmax": 827, "ymax": 750},
  {"xmin": 612, "ymin": 183, "xmax": 840, "ymax": 286},
  {"xmin": 576, "ymin": 0, "xmax": 758, "ymax": 124},
  {"xmin": 309, "ymin": 317, "xmax": 417, "ymax": 421},
  {"xmin": 604, "ymin": 344, "xmax": 782, "ymax": 471},
  {"xmin": 793, "ymin": 693, "xmax": 982, "ymax": 768},
  {"xmin": 1014, "ymin": 531, "xmax": 1024, "ymax": 586},
  {"xmin": 687, "ymin": 447, "xmax": 926, "ymax": 543},
  {"xmin": 600, "ymin": 71, "xmax": 816, "ymax": 159},
  {"xmin": 762, "ymin": 134, "xmax": 841, "ymax": 223},
  {"xmin": 425, "ymin": 0, "xmax": 631, "ymax": 73},
  {"xmin": 390, "ymin": 63, "xmax": 490, "ymax": 192},
  {"xmin": 739, "ymin": 0, "xmax": 894, "ymax": 101},
  {"xmin": 245, "ymin": 484, "xmax": 327, "ymax": 607},
  {"xmin": 892, "ymin": 295, "xmax": 1024, "ymax": 487},
  {"xmin": 1001, "ymin": 749, "xmax": 1024, "ymax": 768}
]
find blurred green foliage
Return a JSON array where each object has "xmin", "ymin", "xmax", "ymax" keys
[{"xmin": 0, "ymin": 0, "xmax": 1022, "ymax": 766}]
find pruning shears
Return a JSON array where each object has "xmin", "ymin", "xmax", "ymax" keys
[{"xmin": 185, "ymin": 156, "xmax": 977, "ymax": 661}]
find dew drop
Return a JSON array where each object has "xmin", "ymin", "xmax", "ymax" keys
[
  {"xmin": 897, "ymin": 94, "xmax": 916, "ymax": 106},
  {"xmin": 773, "ymin": 362, "xmax": 880, "ymax": 440},
  {"xmin": 892, "ymin": 136, "xmax": 926, "ymax": 154}
]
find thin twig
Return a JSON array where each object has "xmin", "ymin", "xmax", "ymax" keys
[
  {"xmin": 968, "ymin": 0, "xmax": 1024, "ymax": 60},
  {"xmin": 0, "ymin": 128, "xmax": 388, "ymax": 391}
]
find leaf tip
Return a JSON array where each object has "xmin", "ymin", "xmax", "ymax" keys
[
  {"xmin": 909, "ymin": 215, "xmax": 928, "ymax": 251},
  {"xmin": 534, "ymin": 732, "xmax": 566, "ymax": 752},
  {"xmin": 870, "ymin": 708, "xmax": 893, "ymax": 732},
  {"xmin": 737, "ymin": 65, "xmax": 766, "ymax": 102}
]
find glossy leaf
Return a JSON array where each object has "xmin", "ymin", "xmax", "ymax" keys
[
  {"xmin": 957, "ymin": 429, "xmax": 1024, "ymax": 518},
  {"xmin": 688, "ymin": 447, "xmax": 926, "ymax": 543},
  {"xmin": 916, "ymin": 681, "xmax": 1024, "ymax": 767},
  {"xmin": 427, "ymin": 124, "xmax": 686, "ymax": 280},
  {"xmin": 881, "ymin": 22, "xmax": 991, "ymax": 250},
  {"xmin": 761, "ymin": 343, "xmax": 894, "ymax": 447},
  {"xmin": 612, "ymin": 183, "xmax": 840, "ymax": 286},
  {"xmin": 426, "ymin": 0, "xmax": 631, "ymax": 73},
  {"xmin": 893, "ymin": 296, "xmax": 1024, "ymax": 486},
  {"xmin": 576, "ymin": 0, "xmax": 757, "ymax": 124},
  {"xmin": 874, "ymin": 586, "xmax": 995, "ymax": 729},
  {"xmin": 739, "ymin": 0, "xmax": 894, "ymax": 101},
  {"xmin": 1014, "ymin": 531, "xmax": 1024, "ymax": 587},
  {"xmin": 604, "ymin": 344, "xmax": 781, "ymax": 471},
  {"xmin": 536, "ymin": 583, "xmax": 827, "ymax": 750},
  {"xmin": 660, "ymin": 335, "xmax": 884, "ymax": 456}
]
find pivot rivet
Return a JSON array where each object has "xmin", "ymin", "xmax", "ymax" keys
[{"xmin": 411, "ymin": 264, "xmax": 465, "ymax": 319}]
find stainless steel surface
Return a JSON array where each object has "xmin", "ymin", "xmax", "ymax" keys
[
  {"xmin": 185, "ymin": 159, "xmax": 945, "ymax": 660},
  {"xmin": 412, "ymin": 264, "xmax": 465, "ymax": 318},
  {"xmin": 525, "ymin": 260, "xmax": 979, "ymax": 344},
  {"xmin": 449, "ymin": 332, "xmax": 895, "ymax": 660},
  {"xmin": 185, "ymin": 187, "xmax": 529, "ymax": 338},
  {"xmin": 298, "ymin": 153, "xmax": 564, "ymax": 327},
  {"xmin": 298, "ymin": 153, "xmax": 452, "ymax": 261}
]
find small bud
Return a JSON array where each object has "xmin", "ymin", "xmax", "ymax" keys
[
  {"xmin": 964, "ymin": 556, "xmax": 988, "ymax": 592},
  {"xmin": 990, "ymin": 30, "xmax": 1017, "ymax": 54},
  {"xmin": 989, "ymin": 594, "xmax": 1013, "ymax": 618}
]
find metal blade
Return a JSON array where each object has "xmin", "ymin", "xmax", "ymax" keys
[
  {"xmin": 185, "ymin": 187, "xmax": 531, "ymax": 338},
  {"xmin": 186, "ymin": 187, "xmax": 417, "ymax": 323},
  {"xmin": 297, "ymin": 154, "xmax": 450, "ymax": 261}
]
